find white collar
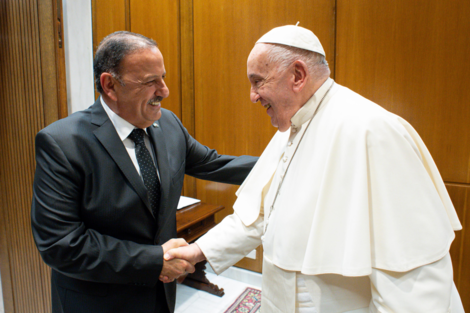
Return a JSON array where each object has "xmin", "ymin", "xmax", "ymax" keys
[
  {"xmin": 290, "ymin": 77, "xmax": 334, "ymax": 128},
  {"xmin": 100, "ymin": 97, "xmax": 148, "ymax": 141}
]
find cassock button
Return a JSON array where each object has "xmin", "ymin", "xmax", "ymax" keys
[
  {"xmin": 153, "ymin": 122, "xmax": 159, "ymax": 127},
  {"xmin": 283, "ymin": 156, "xmax": 288, "ymax": 162},
  {"xmin": 288, "ymin": 141, "xmax": 293, "ymax": 146},
  {"xmin": 292, "ymin": 128, "xmax": 297, "ymax": 133}
]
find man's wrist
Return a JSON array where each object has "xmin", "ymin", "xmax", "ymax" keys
[{"xmin": 192, "ymin": 243, "xmax": 207, "ymax": 263}]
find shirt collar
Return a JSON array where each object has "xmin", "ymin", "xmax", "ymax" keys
[
  {"xmin": 100, "ymin": 97, "xmax": 147, "ymax": 141},
  {"xmin": 290, "ymin": 77, "xmax": 334, "ymax": 128}
]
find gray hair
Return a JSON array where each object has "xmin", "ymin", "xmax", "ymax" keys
[
  {"xmin": 93, "ymin": 31, "xmax": 158, "ymax": 94},
  {"xmin": 264, "ymin": 44, "xmax": 330, "ymax": 81}
]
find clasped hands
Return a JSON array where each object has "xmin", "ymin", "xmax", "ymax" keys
[{"xmin": 160, "ymin": 239, "xmax": 206, "ymax": 283}]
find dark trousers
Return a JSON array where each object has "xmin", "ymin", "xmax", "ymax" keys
[{"xmin": 51, "ymin": 270, "xmax": 170, "ymax": 313}]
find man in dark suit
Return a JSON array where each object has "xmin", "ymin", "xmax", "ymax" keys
[{"xmin": 31, "ymin": 31, "xmax": 257, "ymax": 313}]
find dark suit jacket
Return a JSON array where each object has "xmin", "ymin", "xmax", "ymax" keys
[{"xmin": 31, "ymin": 99, "xmax": 257, "ymax": 313}]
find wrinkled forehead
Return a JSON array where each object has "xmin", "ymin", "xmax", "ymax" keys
[
  {"xmin": 247, "ymin": 44, "xmax": 273, "ymax": 74},
  {"xmin": 121, "ymin": 47, "xmax": 164, "ymax": 73},
  {"xmin": 247, "ymin": 44, "xmax": 270, "ymax": 63}
]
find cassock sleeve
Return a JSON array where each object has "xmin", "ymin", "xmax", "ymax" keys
[
  {"xmin": 196, "ymin": 213, "xmax": 264, "ymax": 274},
  {"xmin": 369, "ymin": 253, "xmax": 464, "ymax": 312}
]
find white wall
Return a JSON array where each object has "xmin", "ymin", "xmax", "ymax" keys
[{"xmin": 62, "ymin": 0, "xmax": 95, "ymax": 114}]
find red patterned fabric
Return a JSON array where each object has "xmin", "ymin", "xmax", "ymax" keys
[{"xmin": 224, "ymin": 287, "xmax": 261, "ymax": 313}]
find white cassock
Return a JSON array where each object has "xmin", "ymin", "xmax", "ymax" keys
[{"xmin": 197, "ymin": 78, "xmax": 464, "ymax": 312}]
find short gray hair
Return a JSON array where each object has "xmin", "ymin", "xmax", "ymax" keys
[
  {"xmin": 93, "ymin": 31, "xmax": 158, "ymax": 94},
  {"xmin": 263, "ymin": 43, "xmax": 330, "ymax": 81}
]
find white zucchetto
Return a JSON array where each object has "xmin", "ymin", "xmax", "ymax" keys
[{"xmin": 256, "ymin": 25, "xmax": 326, "ymax": 57}]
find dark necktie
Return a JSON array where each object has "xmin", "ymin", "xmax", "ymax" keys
[{"xmin": 128, "ymin": 128, "xmax": 161, "ymax": 219}]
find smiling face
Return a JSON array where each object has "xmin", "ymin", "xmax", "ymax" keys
[
  {"xmin": 111, "ymin": 47, "xmax": 169, "ymax": 128},
  {"xmin": 247, "ymin": 44, "xmax": 302, "ymax": 132}
]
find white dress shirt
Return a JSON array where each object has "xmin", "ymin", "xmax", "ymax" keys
[{"xmin": 100, "ymin": 97, "xmax": 160, "ymax": 180}]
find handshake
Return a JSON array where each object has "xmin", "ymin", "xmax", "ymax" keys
[{"xmin": 159, "ymin": 239, "xmax": 206, "ymax": 283}]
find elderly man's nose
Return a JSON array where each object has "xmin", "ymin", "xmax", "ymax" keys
[
  {"xmin": 250, "ymin": 90, "xmax": 260, "ymax": 103},
  {"xmin": 157, "ymin": 81, "xmax": 170, "ymax": 98}
]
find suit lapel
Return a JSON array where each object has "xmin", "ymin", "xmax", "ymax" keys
[{"xmin": 91, "ymin": 99, "xmax": 152, "ymax": 213}]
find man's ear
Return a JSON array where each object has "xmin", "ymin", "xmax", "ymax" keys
[
  {"xmin": 292, "ymin": 60, "xmax": 308, "ymax": 92},
  {"xmin": 100, "ymin": 73, "xmax": 118, "ymax": 101}
]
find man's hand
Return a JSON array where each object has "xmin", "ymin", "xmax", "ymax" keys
[
  {"xmin": 160, "ymin": 239, "xmax": 195, "ymax": 283},
  {"xmin": 159, "ymin": 243, "xmax": 206, "ymax": 283},
  {"xmin": 162, "ymin": 238, "xmax": 189, "ymax": 253},
  {"xmin": 164, "ymin": 243, "xmax": 206, "ymax": 264}
]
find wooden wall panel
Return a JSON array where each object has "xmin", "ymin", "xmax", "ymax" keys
[
  {"xmin": 92, "ymin": 0, "xmax": 128, "ymax": 52},
  {"xmin": 446, "ymin": 184, "xmax": 469, "ymax": 309},
  {"xmin": 0, "ymin": 0, "xmax": 63, "ymax": 312},
  {"xmin": 180, "ymin": 0, "xmax": 197, "ymax": 197},
  {"xmin": 336, "ymin": 0, "xmax": 470, "ymax": 308},
  {"xmin": 336, "ymin": 0, "xmax": 470, "ymax": 184},
  {"xmin": 92, "ymin": 0, "xmax": 128, "ymax": 100},
  {"xmin": 192, "ymin": 0, "xmax": 336, "ymax": 223},
  {"xmin": 129, "ymin": 0, "xmax": 181, "ymax": 118},
  {"xmin": 53, "ymin": 0, "xmax": 68, "ymax": 120}
]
